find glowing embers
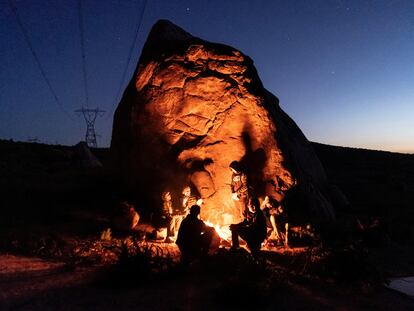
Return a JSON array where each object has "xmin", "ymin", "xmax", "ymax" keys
[
  {"xmin": 205, "ymin": 221, "xmax": 231, "ymax": 241},
  {"xmin": 192, "ymin": 198, "xmax": 233, "ymax": 242}
]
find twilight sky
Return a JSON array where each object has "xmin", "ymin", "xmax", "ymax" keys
[{"xmin": 1, "ymin": 0, "xmax": 413, "ymax": 152}]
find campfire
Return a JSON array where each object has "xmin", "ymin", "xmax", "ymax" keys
[
  {"xmin": 205, "ymin": 221, "xmax": 232, "ymax": 241},
  {"xmin": 200, "ymin": 198, "xmax": 236, "ymax": 242}
]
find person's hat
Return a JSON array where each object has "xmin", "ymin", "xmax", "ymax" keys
[{"xmin": 229, "ymin": 160, "xmax": 241, "ymax": 172}]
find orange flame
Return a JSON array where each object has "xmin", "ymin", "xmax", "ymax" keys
[{"xmin": 205, "ymin": 221, "xmax": 231, "ymax": 241}]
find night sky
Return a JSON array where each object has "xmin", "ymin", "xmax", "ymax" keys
[{"xmin": 1, "ymin": 0, "xmax": 413, "ymax": 152}]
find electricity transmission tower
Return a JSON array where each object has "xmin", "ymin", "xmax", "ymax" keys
[{"xmin": 75, "ymin": 107, "xmax": 105, "ymax": 148}]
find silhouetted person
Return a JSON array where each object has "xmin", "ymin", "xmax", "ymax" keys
[
  {"xmin": 229, "ymin": 160, "xmax": 250, "ymax": 221},
  {"xmin": 176, "ymin": 205, "xmax": 214, "ymax": 262},
  {"xmin": 230, "ymin": 197, "xmax": 267, "ymax": 256}
]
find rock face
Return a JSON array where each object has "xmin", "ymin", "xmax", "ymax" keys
[{"xmin": 111, "ymin": 20, "xmax": 335, "ymax": 226}]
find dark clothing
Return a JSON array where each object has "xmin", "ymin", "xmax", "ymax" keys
[
  {"xmin": 230, "ymin": 209, "xmax": 267, "ymax": 254},
  {"xmin": 275, "ymin": 211, "xmax": 288, "ymax": 230},
  {"xmin": 176, "ymin": 214, "xmax": 213, "ymax": 262}
]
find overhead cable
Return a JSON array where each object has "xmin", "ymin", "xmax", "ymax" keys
[
  {"xmin": 108, "ymin": 0, "xmax": 148, "ymax": 118},
  {"xmin": 78, "ymin": 0, "xmax": 89, "ymax": 108},
  {"xmin": 8, "ymin": 0, "xmax": 74, "ymax": 119}
]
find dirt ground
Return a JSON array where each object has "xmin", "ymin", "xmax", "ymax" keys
[{"xmin": 1, "ymin": 249, "xmax": 414, "ymax": 311}]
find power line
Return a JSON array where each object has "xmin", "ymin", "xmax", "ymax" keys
[
  {"xmin": 114, "ymin": 0, "xmax": 148, "ymax": 103},
  {"xmin": 78, "ymin": 0, "xmax": 89, "ymax": 108},
  {"xmin": 8, "ymin": 0, "xmax": 74, "ymax": 120},
  {"xmin": 107, "ymin": 0, "xmax": 147, "ymax": 119}
]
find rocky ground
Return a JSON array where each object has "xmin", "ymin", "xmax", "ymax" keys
[{"xmin": 1, "ymin": 139, "xmax": 414, "ymax": 310}]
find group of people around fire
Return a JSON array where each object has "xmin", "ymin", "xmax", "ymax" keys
[
  {"xmin": 228, "ymin": 160, "xmax": 289, "ymax": 253},
  {"xmin": 160, "ymin": 185, "xmax": 202, "ymax": 243},
  {"xmin": 114, "ymin": 160, "xmax": 290, "ymax": 261},
  {"xmin": 154, "ymin": 160, "xmax": 290, "ymax": 261}
]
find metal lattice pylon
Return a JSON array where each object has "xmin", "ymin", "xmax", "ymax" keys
[{"xmin": 75, "ymin": 107, "xmax": 105, "ymax": 148}]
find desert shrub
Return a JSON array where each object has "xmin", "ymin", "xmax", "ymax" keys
[
  {"xmin": 207, "ymin": 249, "xmax": 288, "ymax": 310},
  {"xmin": 308, "ymin": 245, "xmax": 385, "ymax": 286},
  {"xmin": 0, "ymin": 231, "xmax": 67, "ymax": 259},
  {"xmin": 94, "ymin": 237, "xmax": 176, "ymax": 288}
]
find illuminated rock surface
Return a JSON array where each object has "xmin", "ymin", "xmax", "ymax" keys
[{"xmin": 111, "ymin": 20, "xmax": 335, "ymax": 225}]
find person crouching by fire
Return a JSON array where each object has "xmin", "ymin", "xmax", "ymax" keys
[
  {"xmin": 229, "ymin": 160, "xmax": 250, "ymax": 221},
  {"xmin": 113, "ymin": 201, "xmax": 140, "ymax": 231},
  {"xmin": 230, "ymin": 197, "xmax": 267, "ymax": 256},
  {"xmin": 176, "ymin": 205, "xmax": 214, "ymax": 263},
  {"xmin": 181, "ymin": 185, "xmax": 203, "ymax": 215}
]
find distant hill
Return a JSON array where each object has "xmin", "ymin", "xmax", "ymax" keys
[
  {"xmin": 312, "ymin": 141, "xmax": 414, "ymax": 243},
  {"xmin": 0, "ymin": 139, "xmax": 112, "ymax": 231}
]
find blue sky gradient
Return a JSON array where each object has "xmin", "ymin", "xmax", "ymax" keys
[{"xmin": 1, "ymin": 0, "xmax": 413, "ymax": 152}]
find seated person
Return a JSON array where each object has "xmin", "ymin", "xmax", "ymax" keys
[
  {"xmin": 176, "ymin": 205, "xmax": 214, "ymax": 262},
  {"xmin": 261, "ymin": 196, "xmax": 288, "ymax": 245},
  {"xmin": 114, "ymin": 201, "xmax": 140, "ymax": 231},
  {"xmin": 230, "ymin": 197, "xmax": 267, "ymax": 255},
  {"xmin": 181, "ymin": 186, "xmax": 202, "ymax": 215}
]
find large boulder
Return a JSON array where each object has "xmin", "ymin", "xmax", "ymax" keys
[{"xmin": 111, "ymin": 20, "xmax": 335, "ymax": 226}]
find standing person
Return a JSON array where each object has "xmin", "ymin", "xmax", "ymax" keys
[
  {"xmin": 230, "ymin": 197, "xmax": 267, "ymax": 256},
  {"xmin": 161, "ymin": 191, "xmax": 175, "ymax": 242},
  {"xmin": 176, "ymin": 205, "xmax": 214, "ymax": 263},
  {"xmin": 229, "ymin": 160, "xmax": 250, "ymax": 221}
]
